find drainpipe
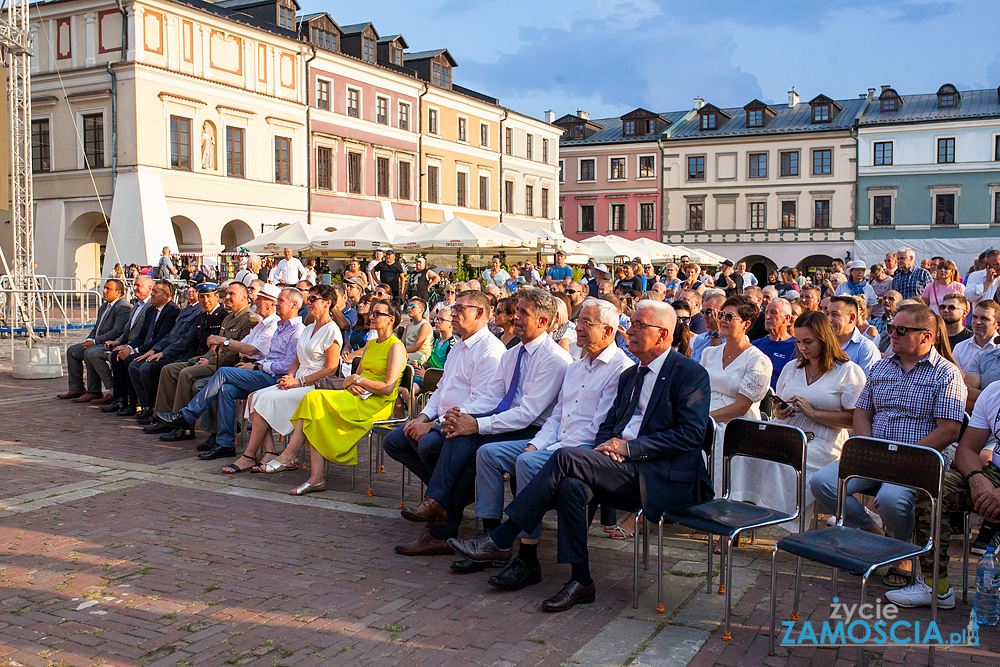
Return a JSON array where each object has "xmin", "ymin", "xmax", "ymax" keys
[
  {"xmin": 417, "ymin": 82, "xmax": 428, "ymax": 223},
  {"xmin": 303, "ymin": 44, "xmax": 317, "ymax": 227},
  {"xmin": 656, "ymin": 134, "xmax": 665, "ymax": 244},
  {"xmin": 498, "ymin": 109, "xmax": 508, "ymax": 223},
  {"xmin": 107, "ymin": 0, "xmax": 128, "ymax": 190}
]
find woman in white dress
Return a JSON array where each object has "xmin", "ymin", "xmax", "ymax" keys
[
  {"xmin": 761, "ymin": 310, "xmax": 866, "ymax": 529},
  {"xmin": 221, "ymin": 285, "xmax": 342, "ymax": 473},
  {"xmin": 700, "ymin": 295, "xmax": 773, "ymax": 498}
]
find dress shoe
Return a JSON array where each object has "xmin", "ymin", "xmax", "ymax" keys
[
  {"xmin": 72, "ymin": 392, "xmax": 103, "ymax": 403},
  {"xmin": 488, "ymin": 558, "xmax": 542, "ymax": 591},
  {"xmin": 135, "ymin": 409, "xmax": 155, "ymax": 423},
  {"xmin": 196, "ymin": 435, "xmax": 218, "ymax": 451},
  {"xmin": 198, "ymin": 445, "xmax": 236, "ymax": 461},
  {"xmin": 400, "ymin": 498, "xmax": 448, "ymax": 524},
  {"xmin": 142, "ymin": 423, "xmax": 175, "ymax": 434},
  {"xmin": 450, "ymin": 558, "xmax": 503, "ymax": 574},
  {"xmin": 155, "ymin": 410, "xmax": 192, "ymax": 429},
  {"xmin": 447, "ymin": 534, "xmax": 518, "ymax": 563},
  {"xmin": 541, "ymin": 580, "xmax": 596, "ymax": 613},
  {"xmin": 160, "ymin": 428, "xmax": 195, "ymax": 442},
  {"xmin": 394, "ymin": 532, "xmax": 454, "ymax": 557},
  {"xmin": 117, "ymin": 405, "xmax": 137, "ymax": 417},
  {"xmin": 101, "ymin": 401, "xmax": 124, "ymax": 413},
  {"xmin": 57, "ymin": 390, "xmax": 85, "ymax": 399},
  {"xmin": 91, "ymin": 394, "xmax": 115, "ymax": 405}
]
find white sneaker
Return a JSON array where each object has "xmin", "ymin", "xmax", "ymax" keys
[
  {"xmin": 826, "ymin": 514, "xmax": 837, "ymax": 526},
  {"xmin": 864, "ymin": 506, "xmax": 884, "ymax": 530},
  {"xmin": 885, "ymin": 578, "xmax": 955, "ymax": 609}
]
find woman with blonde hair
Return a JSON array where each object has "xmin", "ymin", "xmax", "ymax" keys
[{"xmin": 922, "ymin": 259, "xmax": 964, "ymax": 315}]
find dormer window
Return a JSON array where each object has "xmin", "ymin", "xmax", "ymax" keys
[
  {"xmin": 362, "ymin": 36, "xmax": 376, "ymax": 63},
  {"xmin": 813, "ymin": 104, "xmax": 830, "ymax": 122},
  {"xmin": 646, "ymin": 119, "xmax": 654, "ymax": 133},
  {"xmin": 624, "ymin": 120, "xmax": 636, "ymax": 135},
  {"xmin": 311, "ymin": 27, "xmax": 336, "ymax": 51},
  {"xmin": 881, "ymin": 97, "xmax": 897, "ymax": 111},
  {"xmin": 879, "ymin": 87, "xmax": 902, "ymax": 112},
  {"xmin": 701, "ymin": 112, "xmax": 716, "ymax": 130},
  {"xmin": 278, "ymin": 4, "xmax": 295, "ymax": 30},
  {"xmin": 390, "ymin": 45, "xmax": 402, "ymax": 66},
  {"xmin": 747, "ymin": 108, "xmax": 763, "ymax": 127},
  {"xmin": 939, "ymin": 94, "xmax": 955, "ymax": 108},
  {"xmin": 431, "ymin": 62, "xmax": 451, "ymax": 88},
  {"xmin": 936, "ymin": 84, "xmax": 960, "ymax": 108}
]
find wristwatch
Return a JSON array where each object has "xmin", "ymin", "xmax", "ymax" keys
[
  {"xmin": 223, "ymin": 338, "xmax": 230, "ymax": 347},
  {"xmin": 711, "ymin": 332, "xmax": 721, "ymax": 339}
]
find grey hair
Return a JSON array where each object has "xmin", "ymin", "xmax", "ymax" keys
[
  {"xmin": 634, "ymin": 299, "xmax": 676, "ymax": 335},
  {"xmin": 768, "ymin": 297, "xmax": 792, "ymax": 316},
  {"xmin": 897, "ymin": 246, "xmax": 915, "ymax": 257},
  {"xmin": 518, "ymin": 287, "xmax": 559, "ymax": 324},
  {"xmin": 582, "ymin": 298, "xmax": 620, "ymax": 328},
  {"xmin": 280, "ymin": 287, "xmax": 304, "ymax": 308},
  {"xmin": 762, "ymin": 285, "xmax": 779, "ymax": 298},
  {"xmin": 703, "ymin": 288, "xmax": 726, "ymax": 300}
]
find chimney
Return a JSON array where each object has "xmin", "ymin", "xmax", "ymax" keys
[
  {"xmin": 787, "ymin": 88, "xmax": 799, "ymax": 108},
  {"xmin": 693, "ymin": 97, "xmax": 705, "ymax": 109},
  {"xmin": 544, "ymin": 110, "xmax": 555, "ymax": 123},
  {"xmin": 880, "ymin": 85, "xmax": 891, "ymax": 93},
  {"xmin": 867, "ymin": 88, "xmax": 877, "ymax": 101},
  {"xmin": 576, "ymin": 108, "xmax": 590, "ymax": 120}
]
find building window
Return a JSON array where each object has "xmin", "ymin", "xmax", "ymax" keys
[
  {"xmin": 310, "ymin": 27, "xmax": 336, "ymax": 51},
  {"xmin": 780, "ymin": 201, "xmax": 796, "ymax": 229},
  {"xmin": 873, "ymin": 142, "xmax": 893, "ymax": 166},
  {"xmin": 390, "ymin": 45, "xmax": 402, "ymax": 66},
  {"xmin": 428, "ymin": 109, "xmax": 438, "ymax": 135},
  {"xmin": 169, "ymin": 115, "xmax": 190, "ymax": 170},
  {"xmin": 278, "ymin": 4, "xmax": 294, "ymax": 30},
  {"xmin": 579, "ymin": 159, "xmax": 595, "ymax": 181},
  {"xmin": 749, "ymin": 152, "xmax": 767, "ymax": 179},
  {"xmin": 315, "ymin": 147, "xmax": 331, "ymax": 189},
  {"xmin": 505, "ymin": 127, "xmax": 513, "ymax": 155},
  {"xmin": 638, "ymin": 155, "xmax": 655, "ymax": 178},
  {"xmin": 624, "ymin": 120, "xmax": 636, "ymax": 135},
  {"xmin": 873, "ymin": 195, "xmax": 893, "ymax": 226},
  {"xmin": 317, "ymin": 80, "xmax": 330, "ymax": 110},
  {"xmin": 639, "ymin": 202, "xmax": 655, "ymax": 231},
  {"xmin": 700, "ymin": 113, "xmax": 716, "ymax": 130},
  {"xmin": 347, "ymin": 88, "xmax": 360, "ymax": 118},
  {"xmin": 427, "ymin": 165, "xmax": 439, "ymax": 203},
  {"xmin": 504, "ymin": 181, "xmax": 514, "ymax": 214},
  {"xmin": 610, "ymin": 157, "xmax": 626, "ymax": 180},
  {"xmin": 580, "ymin": 205, "xmax": 595, "ymax": 233},
  {"xmin": 480, "ymin": 123, "xmax": 489, "ymax": 147},
  {"xmin": 479, "ymin": 175, "xmax": 489, "ymax": 210},
  {"xmin": 935, "ymin": 194, "xmax": 955, "ymax": 225},
  {"xmin": 274, "ymin": 136, "xmax": 291, "ymax": 184},
  {"xmin": 749, "ymin": 201, "xmax": 766, "ymax": 229},
  {"xmin": 458, "ymin": 117, "xmax": 467, "ymax": 143},
  {"xmin": 398, "ymin": 161, "xmax": 411, "ymax": 200},
  {"xmin": 225, "ymin": 127, "xmax": 244, "ymax": 178},
  {"xmin": 814, "ymin": 200, "xmax": 831, "ymax": 228},
  {"xmin": 687, "ymin": 155, "xmax": 705, "ymax": 180},
  {"xmin": 939, "ymin": 93, "xmax": 956, "ymax": 108},
  {"xmin": 376, "ymin": 156, "xmax": 390, "ymax": 197},
  {"xmin": 376, "ymin": 97, "xmax": 388, "ymax": 125},
  {"xmin": 687, "ymin": 202, "xmax": 704, "ymax": 231},
  {"xmin": 559, "ymin": 204, "xmax": 564, "ymax": 221},
  {"xmin": 881, "ymin": 97, "xmax": 897, "ymax": 112},
  {"xmin": 995, "ymin": 136, "xmax": 1000, "ymax": 161},
  {"xmin": 937, "ymin": 137, "xmax": 955, "ymax": 164},
  {"xmin": 398, "ymin": 103, "xmax": 409, "ymax": 130},
  {"xmin": 362, "ymin": 36, "xmax": 375, "ymax": 63},
  {"xmin": 610, "ymin": 203, "xmax": 626, "ymax": 232},
  {"xmin": 526, "ymin": 134, "xmax": 533, "ymax": 160},
  {"xmin": 456, "ymin": 172, "xmax": 468, "ymax": 207},
  {"xmin": 31, "ymin": 119, "xmax": 50, "ymax": 172},
  {"xmin": 347, "ymin": 152, "xmax": 362, "ymax": 194},
  {"xmin": 542, "ymin": 139, "xmax": 549, "ymax": 164},
  {"xmin": 525, "ymin": 184, "xmax": 533, "ymax": 216},
  {"xmin": 431, "ymin": 62, "xmax": 451, "ymax": 88},
  {"xmin": 812, "ymin": 104, "xmax": 830, "ymax": 122},
  {"xmin": 812, "ymin": 149, "xmax": 831, "ymax": 175},
  {"xmin": 995, "ymin": 192, "xmax": 1000, "ymax": 224},
  {"xmin": 780, "ymin": 150, "xmax": 798, "ymax": 176},
  {"xmin": 83, "ymin": 113, "xmax": 105, "ymax": 168},
  {"xmin": 559, "ymin": 160, "xmax": 565, "ymax": 183},
  {"xmin": 541, "ymin": 188, "xmax": 549, "ymax": 218},
  {"xmin": 747, "ymin": 108, "xmax": 763, "ymax": 127}
]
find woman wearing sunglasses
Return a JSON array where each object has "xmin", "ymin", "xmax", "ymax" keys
[{"xmin": 404, "ymin": 298, "xmax": 433, "ymax": 365}]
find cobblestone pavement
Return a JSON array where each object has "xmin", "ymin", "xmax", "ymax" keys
[{"xmin": 1, "ymin": 341, "xmax": 998, "ymax": 666}]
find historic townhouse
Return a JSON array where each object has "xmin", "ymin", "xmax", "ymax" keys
[
  {"xmin": 855, "ymin": 84, "xmax": 1000, "ymax": 272},
  {"xmin": 660, "ymin": 91, "xmax": 864, "ymax": 279}
]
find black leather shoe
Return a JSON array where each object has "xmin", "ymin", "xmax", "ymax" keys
[
  {"xmin": 160, "ymin": 428, "xmax": 195, "ymax": 442},
  {"xmin": 136, "ymin": 410, "xmax": 156, "ymax": 424},
  {"xmin": 196, "ymin": 435, "xmax": 218, "ymax": 452},
  {"xmin": 541, "ymin": 580, "xmax": 596, "ymax": 612},
  {"xmin": 450, "ymin": 558, "xmax": 503, "ymax": 574},
  {"xmin": 101, "ymin": 401, "xmax": 124, "ymax": 413},
  {"xmin": 155, "ymin": 411, "xmax": 192, "ymax": 429},
  {"xmin": 198, "ymin": 445, "xmax": 236, "ymax": 461},
  {"xmin": 142, "ymin": 423, "xmax": 174, "ymax": 434},
  {"xmin": 447, "ymin": 534, "xmax": 518, "ymax": 563},
  {"xmin": 488, "ymin": 558, "xmax": 542, "ymax": 591},
  {"xmin": 117, "ymin": 406, "xmax": 137, "ymax": 417}
]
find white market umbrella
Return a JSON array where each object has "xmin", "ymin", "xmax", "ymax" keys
[
  {"xmin": 406, "ymin": 217, "xmax": 522, "ymax": 250},
  {"xmin": 242, "ymin": 221, "xmax": 318, "ymax": 253},
  {"xmin": 309, "ymin": 217, "xmax": 404, "ymax": 252},
  {"xmin": 578, "ymin": 235, "xmax": 652, "ymax": 264},
  {"xmin": 672, "ymin": 245, "xmax": 727, "ymax": 265},
  {"xmin": 488, "ymin": 222, "xmax": 537, "ymax": 247},
  {"xmin": 629, "ymin": 237, "xmax": 689, "ymax": 262}
]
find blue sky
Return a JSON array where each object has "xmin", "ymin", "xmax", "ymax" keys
[{"xmin": 301, "ymin": 0, "xmax": 1000, "ymax": 121}]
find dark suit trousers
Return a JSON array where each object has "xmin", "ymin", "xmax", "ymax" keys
[
  {"xmin": 129, "ymin": 357, "xmax": 178, "ymax": 408},
  {"xmin": 504, "ymin": 447, "xmax": 641, "ymax": 564},
  {"xmin": 382, "ymin": 424, "xmax": 446, "ymax": 485},
  {"xmin": 427, "ymin": 423, "xmax": 540, "ymax": 541},
  {"xmin": 111, "ymin": 351, "xmax": 144, "ymax": 403}
]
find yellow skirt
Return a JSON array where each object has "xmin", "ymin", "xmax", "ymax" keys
[{"xmin": 290, "ymin": 388, "xmax": 396, "ymax": 465}]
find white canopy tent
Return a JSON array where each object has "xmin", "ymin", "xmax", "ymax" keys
[
  {"xmin": 577, "ymin": 235, "xmax": 654, "ymax": 264},
  {"xmin": 399, "ymin": 217, "xmax": 523, "ymax": 252},
  {"xmin": 242, "ymin": 221, "xmax": 319, "ymax": 253},
  {"xmin": 309, "ymin": 217, "xmax": 406, "ymax": 253}
]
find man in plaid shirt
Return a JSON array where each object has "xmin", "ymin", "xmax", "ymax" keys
[
  {"xmin": 811, "ymin": 304, "xmax": 966, "ymax": 599},
  {"xmin": 891, "ymin": 247, "xmax": 933, "ymax": 299}
]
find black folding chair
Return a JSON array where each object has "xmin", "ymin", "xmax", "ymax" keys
[
  {"xmin": 366, "ymin": 363, "xmax": 414, "ymax": 497},
  {"xmin": 661, "ymin": 419, "xmax": 807, "ymax": 641},
  {"xmin": 768, "ymin": 437, "xmax": 945, "ymax": 666}
]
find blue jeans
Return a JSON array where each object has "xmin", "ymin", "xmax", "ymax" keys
[
  {"xmin": 810, "ymin": 460, "xmax": 916, "ymax": 540},
  {"xmin": 476, "ymin": 439, "xmax": 554, "ymax": 540},
  {"xmin": 180, "ymin": 367, "xmax": 275, "ymax": 447}
]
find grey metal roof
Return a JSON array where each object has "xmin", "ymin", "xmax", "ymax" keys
[
  {"xmin": 340, "ymin": 22, "xmax": 373, "ymax": 34},
  {"xmin": 859, "ymin": 87, "xmax": 1000, "ymax": 126},
  {"xmin": 559, "ymin": 111, "xmax": 689, "ymax": 146},
  {"xmin": 662, "ymin": 97, "xmax": 865, "ymax": 141}
]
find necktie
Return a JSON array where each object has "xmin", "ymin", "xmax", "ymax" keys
[
  {"xmin": 494, "ymin": 345, "xmax": 526, "ymax": 413},
  {"xmin": 612, "ymin": 366, "xmax": 650, "ymax": 436},
  {"xmin": 94, "ymin": 300, "xmax": 113, "ymax": 333},
  {"xmin": 129, "ymin": 301, "xmax": 146, "ymax": 329}
]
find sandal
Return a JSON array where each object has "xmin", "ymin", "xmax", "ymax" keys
[
  {"xmin": 221, "ymin": 454, "xmax": 258, "ymax": 475},
  {"xmin": 882, "ymin": 566, "xmax": 913, "ymax": 588},
  {"xmin": 256, "ymin": 458, "xmax": 298, "ymax": 474},
  {"xmin": 607, "ymin": 525, "xmax": 633, "ymax": 540},
  {"xmin": 250, "ymin": 452, "xmax": 279, "ymax": 473}
]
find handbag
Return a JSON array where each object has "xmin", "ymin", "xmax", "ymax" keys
[{"xmin": 313, "ymin": 376, "xmax": 346, "ymax": 391}]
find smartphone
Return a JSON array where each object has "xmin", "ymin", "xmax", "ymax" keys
[{"xmin": 773, "ymin": 396, "xmax": 791, "ymax": 410}]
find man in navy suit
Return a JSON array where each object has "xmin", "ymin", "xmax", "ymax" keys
[
  {"xmin": 58, "ymin": 279, "xmax": 131, "ymax": 401},
  {"xmin": 450, "ymin": 299, "xmax": 712, "ymax": 612}
]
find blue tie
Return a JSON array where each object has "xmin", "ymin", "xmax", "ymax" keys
[{"xmin": 494, "ymin": 345, "xmax": 526, "ymax": 413}]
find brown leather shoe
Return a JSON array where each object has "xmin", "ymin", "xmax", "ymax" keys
[
  {"xmin": 57, "ymin": 390, "xmax": 85, "ymax": 399},
  {"xmin": 91, "ymin": 394, "xmax": 115, "ymax": 405},
  {"xmin": 72, "ymin": 393, "xmax": 103, "ymax": 403},
  {"xmin": 400, "ymin": 498, "xmax": 448, "ymax": 524},
  {"xmin": 541, "ymin": 580, "xmax": 596, "ymax": 612},
  {"xmin": 394, "ymin": 532, "xmax": 453, "ymax": 557}
]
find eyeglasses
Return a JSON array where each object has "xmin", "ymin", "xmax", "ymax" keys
[
  {"xmin": 886, "ymin": 325, "xmax": 929, "ymax": 336},
  {"xmin": 445, "ymin": 290, "xmax": 456, "ymax": 294},
  {"xmin": 700, "ymin": 308, "xmax": 717, "ymax": 317},
  {"xmin": 306, "ymin": 295, "xmax": 329, "ymax": 303},
  {"xmin": 576, "ymin": 318, "xmax": 606, "ymax": 328},
  {"xmin": 940, "ymin": 304, "xmax": 959, "ymax": 311},
  {"xmin": 565, "ymin": 289, "xmax": 580, "ymax": 295},
  {"xmin": 370, "ymin": 311, "xmax": 391, "ymax": 319},
  {"xmin": 677, "ymin": 316, "xmax": 691, "ymax": 323},
  {"xmin": 407, "ymin": 304, "xmax": 418, "ymax": 310},
  {"xmin": 628, "ymin": 320, "xmax": 669, "ymax": 332},
  {"xmin": 434, "ymin": 317, "xmax": 452, "ymax": 323},
  {"xmin": 450, "ymin": 303, "xmax": 481, "ymax": 314},
  {"xmin": 718, "ymin": 312, "xmax": 743, "ymax": 323}
]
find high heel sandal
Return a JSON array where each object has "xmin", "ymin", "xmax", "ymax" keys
[
  {"xmin": 290, "ymin": 481, "xmax": 326, "ymax": 496},
  {"xmin": 221, "ymin": 454, "xmax": 258, "ymax": 474}
]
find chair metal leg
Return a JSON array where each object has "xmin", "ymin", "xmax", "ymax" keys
[
  {"xmin": 706, "ymin": 533, "xmax": 714, "ymax": 593},
  {"xmin": 657, "ymin": 519, "xmax": 665, "ymax": 614},
  {"xmin": 722, "ymin": 534, "xmax": 734, "ymax": 641},
  {"xmin": 791, "ymin": 556, "xmax": 802, "ymax": 622},
  {"xmin": 718, "ymin": 535, "xmax": 727, "ymax": 595},
  {"xmin": 858, "ymin": 575, "xmax": 869, "ymax": 666},
  {"xmin": 832, "ymin": 567, "xmax": 839, "ymax": 599},
  {"xmin": 633, "ymin": 513, "xmax": 640, "ymax": 609},
  {"xmin": 769, "ymin": 546, "xmax": 779, "ymax": 656},
  {"xmin": 399, "ymin": 461, "xmax": 407, "ymax": 509},
  {"xmin": 641, "ymin": 510, "xmax": 649, "ymax": 570},
  {"xmin": 367, "ymin": 431, "xmax": 374, "ymax": 497},
  {"xmin": 963, "ymin": 511, "xmax": 970, "ymax": 604}
]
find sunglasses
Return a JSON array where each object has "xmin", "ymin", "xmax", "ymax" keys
[
  {"xmin": 306, "ymin": 295, "xmax": 329, "ymax": 303},
  {"xmin": 677, "ymin": 316, "xmax": 691, "ymax": 323},
  {"xmin": 886, "ymin": 325, "xmax": 929, "ymax": 336},
  {"xmin": 700, "ymin": 308, "xmax": 717, "ymax": 317},
  {"xmin": 718, "ymin": 312, "xmax": 742, "ymax": 323},
  {"xmin": 565, "ymin": 289, "xmax": 580, "ymax": 295},
  {"xmin": 370, "ymin": 311, "xmax": 391, "ymax": 319}
]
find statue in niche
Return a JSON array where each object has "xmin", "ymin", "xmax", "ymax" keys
[{"xmin": 201, "ymin": 121, "xmax": 217, "ymax": 170}]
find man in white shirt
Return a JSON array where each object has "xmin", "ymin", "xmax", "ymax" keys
[
  {"xmin": 383, "ymin": 289, "xmax": 506, "ymax": 490},
  {"xmin": 471, "ymin": 299, "xmax": 632, "ymax": 587},
  {"xmin": 368, "ymin": 249, "xmax": 385, "ymax": 287},
  {"xmin": 735, "ymin": 261, "xmax": 757, "ymax": 287},
  {"xmin": 396, "ymin": 288, "xmax": 572, "ymax": 556},
  {"xmin": 270, "ymin": 247, "xmax": 307, "ymax": 285},
  {"xmin": 827, "ymin": 295, "xmax": 880, "ymax": 374},
  {"xmin": 953, "ymin": 301, "xmax": 1000, "ymax": 371},
  {"xmin": 234, "ymin": 255, "xmax": 261, "ymax": 287},
  {"xmin": 965, "ymin": 249, "xmax": 1000, "ymax": 311}
]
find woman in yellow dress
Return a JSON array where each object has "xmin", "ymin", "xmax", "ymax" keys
[{"xmin": 269, "ymin": 299, "xmax": 406, "ymax": 495}]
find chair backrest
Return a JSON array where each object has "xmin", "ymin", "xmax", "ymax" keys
[
  {"xmin": 702, "ymin": 417, "xmax": 717, "ymax": 484},
  {"xmin": 758, "ymin": 388, "xmax": 776, "ymax": 420},
  {"xmin": 959, "ymin": 412, "xmax": 970, "ymax": 441},
  {"xmin": 351, "ymin": 356, "xmax": 362, "ymax": 375},
  {"xmin": 838, "ymin": 436, "xmax": 944, "ymax": 502},
  {"xmin": 398, "ymin": 364, "xmax": 415, "ymax": 417},
  {"xmin": 722, "ymin": 418, "xmax": 807, "ymax": 471},
  {"xmin": 421, "ymin": 367, "xmax": 444, "ymax": 396}
]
